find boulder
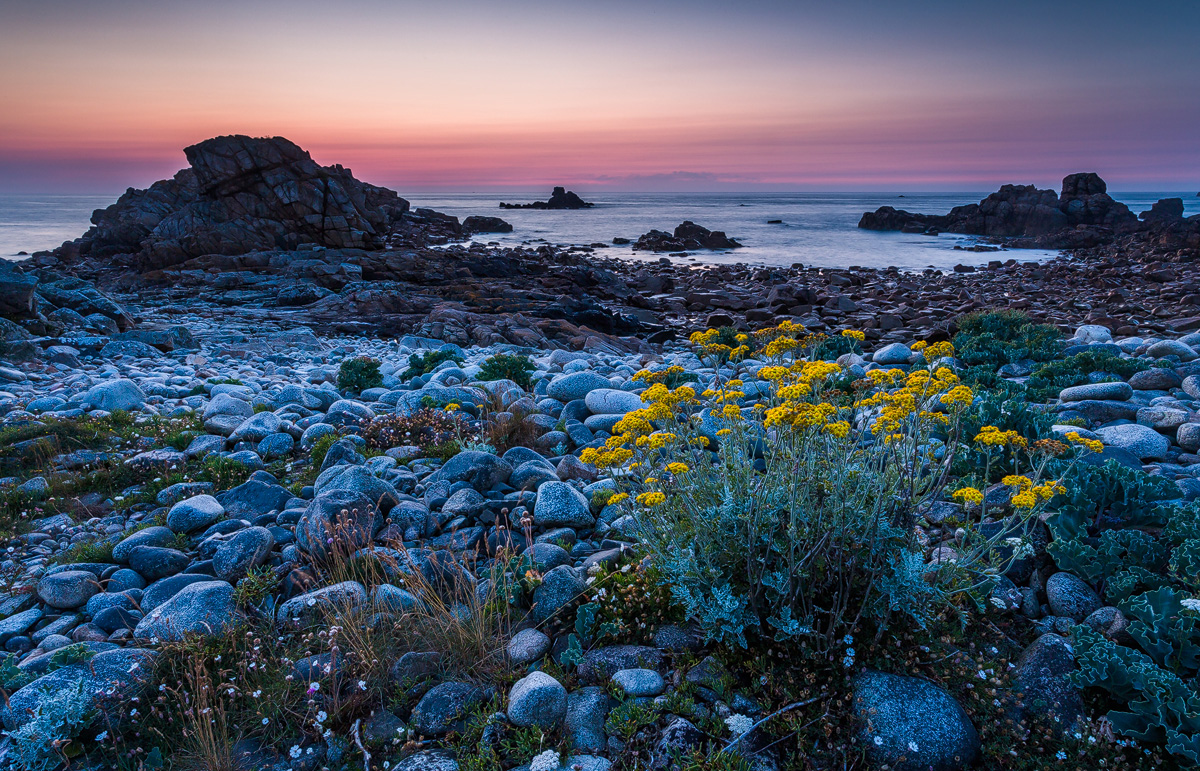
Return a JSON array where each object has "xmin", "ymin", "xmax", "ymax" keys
[
  {"xmin": 80, "ymin": 379, "xmax": 146, "ymax": 412},
  {"xmin": 533, "ymin": 481, "xmax": 594, "ymax": 529},
  {"xmin": 1014, "ymin": 633, "xmax": 1084, "ymax": 734},
  {"xmin": 409, "ymin": 682, "xmax": 486, "ymax": 736},
  {"xmin": 507, "ymin": 670, "xmax": 567, "ymax": 729},
  {"xmin": 852, "ymin": 670, "xmax": 980, "ymax": 771},
  {"xmin": 134, "ymin": 580, "xmax": 239, "ymax": 641},
  {"xmin": 166, "ymin": 494, "xmax": 225, "ymax": 533},
  {"xmin": 36, "ymin": 570, "xmax": 100, "ymax": 609},
  {"xmin": 296, "ymin": 489, "xmax": 383, "ymax": 564},
  {"xmin": 213, "ymin": 526, "xmax": 275, "ymax": 582},
  {"xmin": 1045, "ymin": 572, "xmax": 1103, "ymax": 621},
  {"xmin": 0, "ymin": 648, "xmax": 157, "ymax": 731},
  {"xmin": 1094, "ymin": 423, "xmax": 1170, "ymax": 460}
]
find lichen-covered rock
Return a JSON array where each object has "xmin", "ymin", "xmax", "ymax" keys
[{"xmin": 852, "ymin": 670, "xmax": 980, "ymax": 771}]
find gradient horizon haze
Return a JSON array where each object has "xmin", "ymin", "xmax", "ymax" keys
[{"xmin": 2, "ymin": 0, "xmax": 1198, "ymax": 195}]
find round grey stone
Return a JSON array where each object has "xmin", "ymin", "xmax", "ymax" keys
[
  {"xmin": 1045, "ymin": 572, "xmax": 1103, "ymax": 621},
  {"xmin": 166, "ymin": 494, "xmax": 225, "ymax": 533},
  {"xmin": 1094, "ymin": 423, "xmax": 1170, "ymax": 460},
  {"xmin": 507, "ymin": 670, "xmax": 567, "ymax": 729},
  {"xmin": 533, "ymin": 481, "xmax": 594, "ymax": 529},
  {"xmin": 37, "ymin": 570, "xmax": 101, "ymax": 609},
  {"xmin": 547, "ymin": 372, "xmax": 612, "ymax": 402},
  {"xmin": 134, "ymin": 580, "xmax": 239, "ymax": 641},
  {"xmin": 507, "ymin": 628, "xmax": 550, "ymax": 665},
  {"xmin": 1058, "ymin": 381, "xmax": 1133, "ymax": 403},
  {"xmin": 852, "ymin": 670, "xmax": 980, "ymax": 771},
  {"xmin": 611, "ymin": 668, "xmax": 665, "ymax": 697}
]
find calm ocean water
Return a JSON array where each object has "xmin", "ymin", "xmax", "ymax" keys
[{"xmin": 2, "ymin": 191, "xmax": 1196, "ymax": 271}]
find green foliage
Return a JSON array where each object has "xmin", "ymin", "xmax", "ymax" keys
[
  {"xmin": 1048, "ymin": 460, "xmax": 1183, "ymax": 542},
  {"xmin": 309, "ymin": 433, "xmax": 338, "ymax": 470},
  {"xmin": 476, "ymin": 353, "xmax": 536, "ymax": 390},
  {"xmin": 1025, "ymin": 350, "xmax": 1151, "ymax": 403},
  {"xmin": 233, "ymin": 565, "xmax": 280, "ymax": 608},
  {"xmin": 605, "ymin": 698, "xmax": 659, "ymax": 741},
  {"xmin": 199, "ymin": 454, "xmax": 252, "ymax": 491},
  {"xmin": 952, "ymin": 310, "xmax": 1062, "ymax": 367},
  {"xmin": 1073, "ymin": 590, "xmax": 1200, "ymax": 764},
  {"xmin": 812, "ymin": 333, "xmax": 860, "ymax": 360},
  {"xmin": 337, "ymin": 356, "xmax": 383, "ymax": 392},
  {"xmin": 5, "ymin": 680, "xmax": 94, "ymax": 771},
  {"xmin": 952, "ymin": 391, "xmax": 1055, "ymax": 482},
  {"xmin": 51, "ymin": 538, "xmax": 115, "ymax": 566},
  {"xmin": 402, "ymin": 350, "xmax": 464, "ymax": 380}
]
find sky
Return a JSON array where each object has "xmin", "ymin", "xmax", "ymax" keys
[{"xmin": 0, "ymin": 0, "xmax": 1197, "ymax": 193}]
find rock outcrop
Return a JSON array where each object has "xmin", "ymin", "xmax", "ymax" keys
[
  {"xmin": 53, "ymin": 135, "xmax": 411, "ymax": 270},
  {"xmin": 633, "ymin": 221, "xmax": 741, "ymax": 252},
  {"xmin": 858, "ymin": 172, "xmax": 1158, "ymax": 248},
  {"xmin": 500, "ymin": 187, "xmax": 594, "ymax": 210}
]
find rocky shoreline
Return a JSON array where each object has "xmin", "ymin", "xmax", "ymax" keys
[{"xmin": 2, "ymin": 136, "xmax": 1200, "ymax": 770}]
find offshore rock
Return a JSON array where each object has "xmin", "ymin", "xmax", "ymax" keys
[
  {"xmin": 859, "ymin": 172, "xmax": 1139, "ymax": 247},
  {"xmin": 500, "ymin": 187, "xmax": 594, "ymax": 209},
  {"xmin": 634, "ymin": 221, "xmax": 741, "ymax": 251}
]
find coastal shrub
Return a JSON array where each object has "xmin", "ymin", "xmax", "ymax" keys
[
  {"xmin": 476, "ymin": 352, "xmax": 536, "ymax": 389},
  {"xmin": 50, "ymin": 538, "xmax": 115, "ymax": 566},
  {"xmin": 337, "ymin": 355, "xmax": 383, "ymax": 393},
  {"xmin": 402, "ymin": 349, "xmax": 463, "ymax": 380},
  {"xmin": 199, "ymin": 454, "xmax": 252, "ymax": 491},
  {"xmin": 632, "ymin": 364, "xmax": 700, "ymax": 389},
  {"xmin": 1024, "ymin": 350, "xmax": 1151, "ymax": 402},
  {"xmin": 586, "ymin": 322, "xmax": 1064, "ymax": 654},
  {"xmin": 952, "ymin": 309, "xmax": 1062, "ymax": 367}
]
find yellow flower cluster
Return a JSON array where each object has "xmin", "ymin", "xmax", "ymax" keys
[
  {"xmin": 607, "ymin": 492, "xmax": 629, "ymax": 505},
  {"xmin": 764, "ymin": 401, "xmax": 837, "ymax": 429},
  {"xmin": 666, "ymin": 462, "xmax": 689, "ymax": 474},
  {"xmin": 952, "ymin": 487, "xmax": 984, "ymax": 504},
  {"xmin": 841, "ymin": 329, "xmax": 866, "ymax": 341},
  {"xmin": 632, "ymin": 365, "xmax": 686, "ymax": 384},
  {"xmin": 856, "ymin": 366, "xmax": 961, "ymax": 435},
  {"xmin": 910, "ymin": 341, "xmax": 928, "ymax": 352},
  {"xmin": 923, "ymin": 341, "xmax": 955, "ymax": 362},
  {"xmin": 1065, "ymin": 431, "xmax": 1105, "ymax": 453},
  {"xmin": 939, "ymin": 385, "xmax": 974, "ymax": 409},
  {"xmin": 636, "ymin": 491, "xmax": 666, "ymax": 507},
  {"xmin": 974, "ymin": 426, "xmax": 1028, "ymax": 448}
]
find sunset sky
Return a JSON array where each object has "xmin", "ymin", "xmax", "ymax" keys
[{"xmin": 1, "ymin": 0, "xmax": 1197, "ymax": 193}]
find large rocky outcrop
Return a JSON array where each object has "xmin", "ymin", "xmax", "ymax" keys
[
  {"xmin": 633, "ymin": 221, "xmax": 742, "ymax": 252},
  {"xmin": 55, "ymin": 135, "xmax": 410, "ymax": 269},
  {"xmin": 858, "ymin": 172, "xmax": 1148, "ymax": 247}
]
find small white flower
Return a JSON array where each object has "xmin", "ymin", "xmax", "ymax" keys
[
  {"xmin": 358, "ymin": 680, "xmax": 367, "ymax": 690},
  {"xmin": 315, "ymin": 710, "xmax": 327, "ymax": 724},
  {"xmin": 1182, "ymin": 598, "xmax": 1200, "ymax": 612},
  {"xmin": 262, "ymin": 717, "xmax": 269, "ymax": 725},
  {"xmin": 724, "ymin": 713, "xmax": 754, "ymax": 737},
  {"xmin": 529, "ymin": 749, "xmax": 560, "ymax": 771},
  {"xmin": 1056, "ymin": 751, "xmax": 1067, "ymax": 760},
  {"xmin": 873, "ymin": 735, "xmax": 884, "ymax": 746},
  {"xmin": 290, "ymin": 746, "xmax": 302, "ymax": 759},
  {"xmin": 252, "ymin": 689, "xmax": 262, "ymax": 698},
  {"xmin": 908, "ymin": 740, "xmax": 919, "ymax": 752}
]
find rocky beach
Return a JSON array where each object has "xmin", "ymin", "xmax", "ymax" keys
[{"xmin": 3, "ymin": 136, "xmax": 1200, "ymax": 771}]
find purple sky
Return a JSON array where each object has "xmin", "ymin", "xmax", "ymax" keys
[{"xmin": 1, "ymin": 0, "xmax": 1197, "ymax": 193}]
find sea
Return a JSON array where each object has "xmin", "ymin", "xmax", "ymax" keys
[{"xmin": 2, "ymin": 191, "xmax": 1197, "ymax": 272}]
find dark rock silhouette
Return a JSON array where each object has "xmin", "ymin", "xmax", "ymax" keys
[
  {"xmin": 858, "ymin": 173, "xmax": 1144, "ymax": 247},
  {"xmin": 56, "ymin": 135, "xmax": 410, "ymax": 270},
  {"xmin": 500, "ymin": 187, "xmax": 594, "ymax": 210},
  {"xmin": 462, "ymin": 215, "xmax": 514, "ymax": 234},
  {"xmin": 633, "ymin": 221, "xmax": 741, "ymax": 252}
]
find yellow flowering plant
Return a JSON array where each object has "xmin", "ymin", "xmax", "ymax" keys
[{"xmin": 584, "ymin": 323, "xmax": 1070, "ymax": 655}]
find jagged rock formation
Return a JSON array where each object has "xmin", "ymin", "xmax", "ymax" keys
[
  {"xmin": 53, "ymin": 135, "xmax": 411, "ymax": 270},
  {"xmin": 633, "ymin": 221, "xmax": 742, "ymax": 252},
  {"xmin": 500, "ymin": 187, "xmax": 594, "ymax": 210},
  {"xmin": 857, "ymin": 173, "xmax": 1191, "ymax": 248}
]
